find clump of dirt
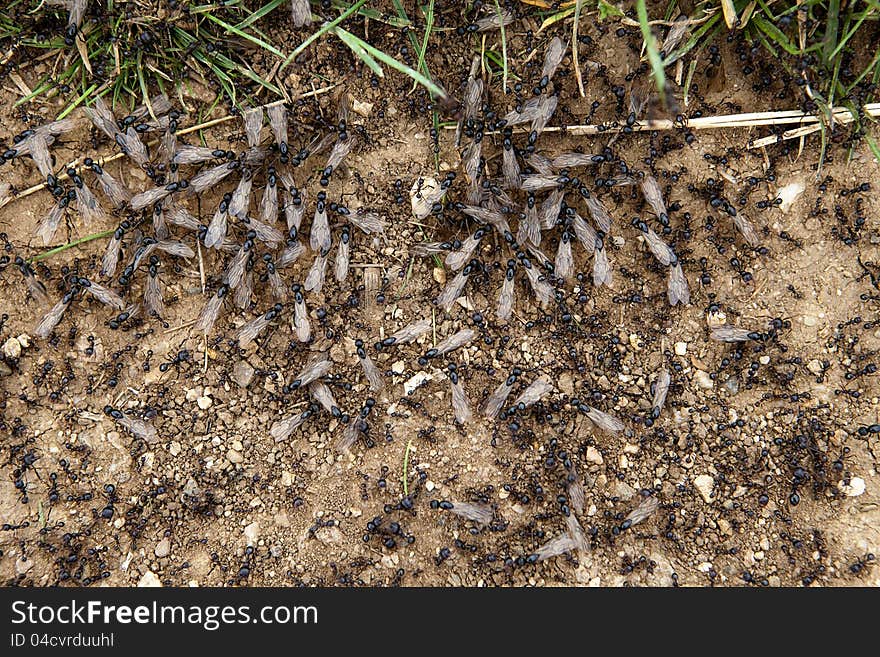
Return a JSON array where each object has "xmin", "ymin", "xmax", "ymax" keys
[{"xmin": 1, "ymin": 6, "xmax": 879, "ymax": 587}]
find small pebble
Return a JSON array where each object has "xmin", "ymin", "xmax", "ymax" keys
[
  {"xmin": 154, "ymin": 538, "xmax": 171, "ymax": 558},
  {"xmin": 694, "ymin": 474, "xmax": 715, "ymax": 503},
  {"xmin": 232, "ymin": 360, "xmax": 255, "ymax": 388},
  {"xmin": 694, "ymin": 370, "xmax": 713, "ymax": 389},
  {"xmin": 138, "ymin": 571, "xmax": 162, "ymax": 587}
]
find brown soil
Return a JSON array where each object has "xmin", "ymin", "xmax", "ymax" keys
[{"xmin": 1, "ymin": 5, "xmax": 879, "ymax": 587}]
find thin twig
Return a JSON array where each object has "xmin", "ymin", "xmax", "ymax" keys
[
  {"xmin": 440, "ymin": 103, "xmax": 880, "ymax": 136},
  {"xmin": 573, "ymin": 0, "xmax": 585, "ymax": 98},
  {"xmin": 163, "ymin": 318, "xmax": 198, "ymax": 334},
  {"xmin": 197, "ymin": 241, "xmax": 206, "ymax": 294}
]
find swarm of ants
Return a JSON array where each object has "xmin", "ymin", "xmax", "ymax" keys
[{"xmin": 0, "ymin": 5, "xmax": 869, "ymax": 581}]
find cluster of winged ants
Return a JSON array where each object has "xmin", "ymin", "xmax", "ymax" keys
[{"xmin": 3, "ymin": 31, "xmax": 770, "ymax": 561}]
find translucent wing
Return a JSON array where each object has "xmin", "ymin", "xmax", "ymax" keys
[
  {"xmin": 36, "ymin": 201, "xmax": 65, "ymax": 245},
  {"xmin": 709, "ymin": 325, "xmax": 756, "ymax": 343},
  {"xmin": 205, "ymin": 207, "xmax": 228, "ymax": 249},
  {"xmin": 541, "ymin": 36, "xmax": 567, "ymax": 81},
  {"xmin": 497, "ymin": 266, "xmax": 515, "ymax": 321},
  {"xmin": 532, "ymin": 533, "xmax": 577, "ymax": 563},
  {"xmin": 310, "ymin": 206, "xmax": 331, "ymax": 252},
  {"xmin": 121, "ymin": 127, "xmax": 150, "ymax": 168},
  {"xmin": 624, "ymin": 497, "xmax": 660, "ymax": 528},
  {"xmin": 267, "ymin": 104, "xmax": 289, "ymax": 148},
  {"xmin": 189, "ymin": 163, "xmax": 236, "ymax": 193},
  {"xmin": 502, "ymin": 145, "xmax": 521, "ymax": 189},
  {"xmin": 243, "ymin": 107, "xmax": 263, "ymax": 148},
  {"xmin": 388, "ymin": 318, "xmax": 431, "ymax": 345},
  {"xmin": 448, "ymin": 502, "xmax": 493, "ymax": 525},
  {"xmin": 129, "ymin": 185, "xmax": 172, "ymax": 211},
  {"xmin": 144, "ymin": 272, "xmax": 164, "ymax": 318},
  {"xmin": 358, "ymin": 349, "xmax": 384, "ymax": 392},
  {"xmin": 293, "ymin": 292, "xmax": 311, "ymax": 342},
  {"xmin": 95, "ymin": 168, "xmax": 132, "ymax": 207},
  {"xmin": 643, "ymin": 226, "xmax": 675, "ymax": 266},
  {"xmin": 512, "ymin": 377, "xmax": 554, "ymax": 408},
  {"xmin": 436, "ymin": 268, "xmax": 469, "ymax": 311},
  {"xmin": 34, "ymin": 295, "xmax": 72, "ymax": 339},
  {"xmin": 585, "ymin": 406, "xmax": 625, "ymax": 435},
  {"xmin": 309, "ymin": 381, "xmax": 339, "ymax": 415},
  {"xmin": 335, "ymin": 235, "xmax": 350, "ymax": 283},
  {"xmin": 555, "ymin": 232, "xmax": 574, "ymax": 282},
  {"xmin": 431, "ymin": 329, "xmax": 475, "ymax": 357},
  {"xmin": 733, "ymin": 214, "xmax": 760, "ymax": 247},
  {"xmin": 81, "ymin": 279, "xmax": 125, "ymax": 310},
  {"xmin": 668, "ymin": 261, "xmax": 690, "ymax": 306},
  {"xmin": 476, "ymin": 8, "xmax": 513, "ymax": 31},
  {"xmin": 228, "ymin": 174, "xmax": 253, "ymax": 219},
  {"xmin": 194, "ymin": 286, "xmax": 227, "ymax": 334},
  {"xmin": 539, "ymin": 188, "xmax": 564, "ymax": 229},
  {"xmin": 304, "ymin": 251, "xmax": 328, "ymax": 293},
  {"xmin": 290, "ymin": 0, "xmax": 313, "ymax": 27},
  {"xmin": 450, "ymin": 378, "xmax": 472, "ymax": 424},
  {"xmin": 651, "ymin": 369, "xmax": 671, "ymax": 418},
  {"xmin": 349, "ymin": 209, "xmax": 387, "ymax": 235},
  {"xmin": 552, "ymin": 152, "xmax": 602, "ymax": 168},
  {"xmin": 482, "ymin": 378, "xmax": 514, "ymax": 419},
  {"xmin": 523, "ymin": 261, "xmax": 553, "ymax": 308},
  {"xmin": 291, "ymin": 353, "xmax": 331, "ymax": 388},
  {"xmin": 521, "ymin": 174, "xmax": 564, "ymax": 192},
  {"xmin": 156, "ymin": 240, "xmax": 194, "ymax": 259},
  {"xmin": 571, "ymin": 211, "xmax": 597, "ymax": 254},
  {"xmin": 279, "ymin": 240, "xmax": 306, "ymax": 268},
  {"xmin": 640, "ymin": 174, "xmax": 668, "ymax": 220},
  {"xmin": 592, "ymin": 242, "xmax": 612, "ymax": 288},
  {"xmin": 114, "ymin": 414, "xmax": 158, "ymax": 444},
  {"xmin": 259, "ymin": 180, "xmax": 279, "ymax": 225},
  {"xmin": 445, "ymin": 231, "xmax": 484, "ymax": 271},
  {"xmin": 75, "ymin": 180, "xmax": 106, "ymax": 224},
  {"xmin": 173, "ymin": 145, "xmax": 219, "ymax": 165},
  {"xmin": 270, "ymin": 409, "xmax": 311, "ymax": 442},
  {"xmin": 583, "ymin": 194, "xmax": 612, "ymax": 233},
  {"xmin": 244, "ymin": 215, "xmax": 283, "ymax": 248},
  {"xmin": 84, "ymin": 96, "xmax": 120, "ymax": 140}
]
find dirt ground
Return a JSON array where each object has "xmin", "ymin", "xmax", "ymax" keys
[{"xmin": 1, "ymin": 6, "xmax": 879, "ymax": 587}]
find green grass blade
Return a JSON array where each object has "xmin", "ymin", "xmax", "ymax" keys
[
  {"xmin": 333, "ymin": 26, "xmax": 385, "ymax": 77},
  {"xmin": 31, "ymin": 229, "xmax": 115, "ymax": 263},
  {"xmin": 823, "ymin": 0, "xmax": 841, "ymax": 64},
  {"xmin": 337, "ymin": 0, "xmax": 411, "ymax": 27},
  {"xmin": 865, "ymin": 134, "xmax": 880, "ymax": 167},
  {"xmin": 415, "ymin": 0, "xmax": 435, "ymax": 90},
  {"xmin": 235, "ymin": 0, "xmax": 287, "ymax": 30},
  {"xmin": 636, "ymin": 0, "xmax": 666, "ymax": 102},
  {"xmin": 751, "ymin": 14, "xmax": 800, "ymax": 56},
  {"xmin": 202, "ymin": 11, "xmax": 285, "ymax": 58},
  {"xmin": 333, "ymin": 26, "xmax": 446, "ymax": 98},
  {"xmin": 282, "ymin": 0, "xmax": 368, "ymax": 70},
  {"xmin": 57, "ymin": 83, "xmax": 98, "ymax": 120}
]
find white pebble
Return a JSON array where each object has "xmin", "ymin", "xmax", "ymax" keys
[
  {"xmin": 838, "ymin": 477, "xmax": 866, "ymax": 497},
  {"xmin": 2, "ymin": 337, "xmax": 22, "ymax": 359},
  {"xmin": 694, "ymin": 474, "xmax": 715, "ymax": 503},
  {"xmin": 138, "ymin": 571, "xmax": 162, "ymax": 587}
]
